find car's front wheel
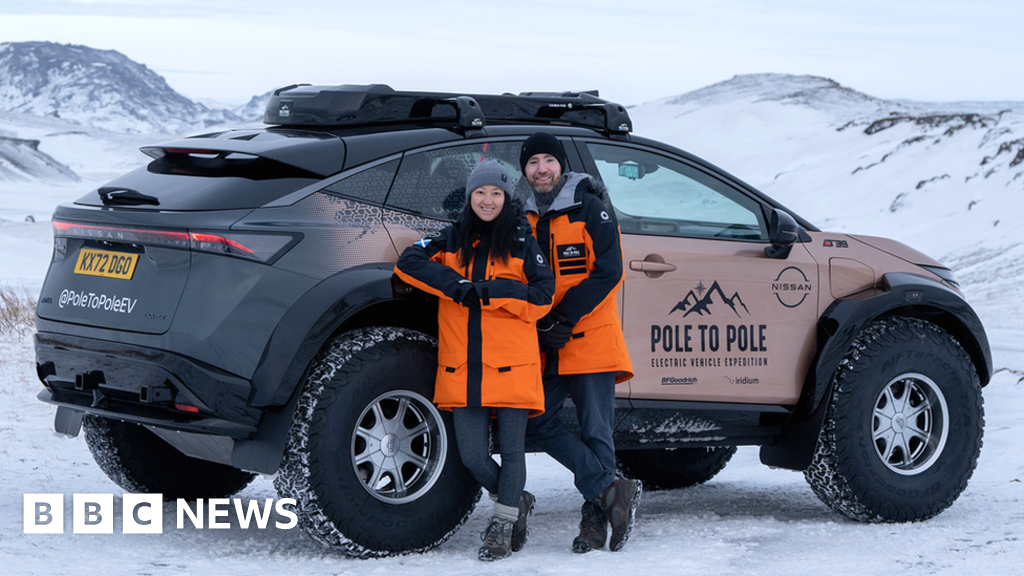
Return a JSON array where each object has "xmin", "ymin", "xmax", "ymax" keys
[
  {"xmin": 804, "ymin": 317, "xmax": 984, "ymax": 522},
  {"xmin": 274, "ymin": 327, "xmax": 479, "ymax": 558}
]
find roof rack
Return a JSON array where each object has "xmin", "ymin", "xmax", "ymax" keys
[{"xmin": 263, "ymin": 84, "xmax": 632, "ymax": 135}]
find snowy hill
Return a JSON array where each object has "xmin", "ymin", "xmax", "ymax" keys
[
  {"xmin": 654, "ymin": 73, "xmax": 908, "ymax": 118},
  {"xmin": 630, "ymin": 74, "xmax": 1023, "ymax": 235},
  {"xmin": 234, "ymin": 89, "xmax": 274, "ymax": 121},
  {"xmin": 0, "ymin": 42, "xmax": 242, "ymax": 134},
  {"xmin": 0, "ymin": 133, "xmax": 78, "ymax": 182},
  {"xmin": 0, "ymin": 109, "xmax": 153, "ymax": 185}
]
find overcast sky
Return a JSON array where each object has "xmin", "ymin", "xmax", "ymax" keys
[{"xmin": 0, "ymin": 0, "xmax": 1020, "ymax": 106}]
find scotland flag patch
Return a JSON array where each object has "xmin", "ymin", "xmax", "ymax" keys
[{"xmin": 414, "ymin": 238, "xmax": 432, "ymax": 248}]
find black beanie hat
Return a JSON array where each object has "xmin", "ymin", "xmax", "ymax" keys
[{"xmin": 519, "ymin": 132, "xmax": 567, "ymax": 174}]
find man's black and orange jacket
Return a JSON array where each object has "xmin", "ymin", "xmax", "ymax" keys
[
  {"xmin": 394, "ymin": 223, "xmax": 555, "ymax": 415},
  {"xmin": 524, "ymin": 173, "xmax": 634, "ymax": 384}
]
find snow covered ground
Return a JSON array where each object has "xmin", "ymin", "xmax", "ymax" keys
[
  {"xmin": 2, "ymin": 75, "xmax": 1023, "ymax": 575},
  {"xmin": 1, "ymin": 327, "xmax": 1022, "ymax": 575}
]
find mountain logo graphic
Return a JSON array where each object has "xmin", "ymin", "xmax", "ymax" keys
[{"xmin": 669, "ymin": 281, "xmax": 750, "ymax": 318}]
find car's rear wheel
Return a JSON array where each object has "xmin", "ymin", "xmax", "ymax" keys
[
  {"xmin": 274, "ymin": 327, "xmax": 479, "ymax": 558},
  {"xmin": 804, "ymin": 317, "xmax": 984, "ymax": 522},
  {"xmin": 616, "ymin": 446, "xmax": 737, "ymax": 491},
  {"xmin": 82, "ymin": 415, "xmax": 256, "ymax": 499}
]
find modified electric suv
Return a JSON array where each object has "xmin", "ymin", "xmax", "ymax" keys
[{"xmin": 35, "ymin": 84, "xmax": 990, "ymax": 557}]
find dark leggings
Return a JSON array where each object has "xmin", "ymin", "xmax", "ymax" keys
[{"xmin": 452, "ymin": 406, "xmax": 529, "ymax": 508}]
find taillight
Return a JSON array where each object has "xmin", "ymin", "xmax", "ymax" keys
[
  {"xmin": 53, "ymin": 220, "xmax": 299, "ymax": 264},
  {"xmin": 53, "ymin": 220, "xmax": 190, "ymax": 249},
  {"xmin": 189, "ymin": 231, "xmax": 298, "ymax": 263}
]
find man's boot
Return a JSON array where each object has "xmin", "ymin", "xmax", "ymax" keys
[
  {"xmin": 478, "ymin": 516, "xmax": 515, "ymax": 561},
  {"xmin": 511, "ymin": 491, "xmax": 535, "ymax": 552},
  {"xmin": 572, "ymin": 499, "xmax": 607, "ymax": 553},
  {"xmin": 599, "ymin": 478, "xmax": 642, "ymax": 552}
]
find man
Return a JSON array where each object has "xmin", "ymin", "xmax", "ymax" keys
[{"xmin": 518, "ymin": 131, "xmax": 641, "ymax": 553}]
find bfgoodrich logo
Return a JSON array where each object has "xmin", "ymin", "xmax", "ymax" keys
[
  {"xmin": 24, "ymin": 494, "xmax": 297, "ymax": 534},
  {"xmin": 661, "ymin": 376, "xmax": 698, "ymax": 385}
]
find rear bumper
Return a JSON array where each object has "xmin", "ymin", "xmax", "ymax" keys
[{"xmin": 35, "ymin": 331, "xmax": 260, "ymax": 438}]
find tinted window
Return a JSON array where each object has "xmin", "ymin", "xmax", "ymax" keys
[
  {"xmin": 586, "ymin": 143, "xmax": 767, "ymax": 241},
  {"xmin": 386, "ymin": 141, "xmax": 524, "ymax": 221},
  {"xmin": 73, "ymin": 165, "xmax": 319, "ymax": 212},
  {"xmin": 322, "ymin": 159, "xmax": 399, "ymax": 206}
]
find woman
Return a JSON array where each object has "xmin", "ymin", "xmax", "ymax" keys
[{"xmin": 394, "ymin": 160, "xmax": 555, "ymax": 561}]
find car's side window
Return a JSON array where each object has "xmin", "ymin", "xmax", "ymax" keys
[
  {"xmin": 322, "ymin": 159, "xmax": 399, "ymax": 206},
  {"xmin": 585, "ymin": 142, "xmax": 767, "ymax": 241},
  {"xmin": 386, "ymin": 141, "xmax": 524, "ymax": 221}
]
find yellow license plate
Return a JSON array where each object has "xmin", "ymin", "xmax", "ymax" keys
[{"xmin": 74, "ymin": 249, "xmax": 139, "ymax": 280}]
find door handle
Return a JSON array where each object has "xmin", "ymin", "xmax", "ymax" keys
[
  {"xmin": 629, "ymin": 261, "xmax": 677, "ymax": 272},
  {"xmin": 629, "ymin": 256, "xmax": 677, "ymax": 278}
]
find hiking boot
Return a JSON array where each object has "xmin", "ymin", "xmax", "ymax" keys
[
  {"xmin": 599, "ymin": 478, "xmax": 642, "ymax": 552},
  {"xmin": 572, "ymin": 499, "xmax": 607, "ymax": 553},
  {"xmin": 478, "ymin": 516, "xmax": 515, "ymax": 561},
  {"xmin": 511, "ymin": 491, "xmax": 535, "ymax": 552}
]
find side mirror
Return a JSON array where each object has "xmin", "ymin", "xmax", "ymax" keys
[{"xmin": 765, "ymin": 209, "xmax": 799, "ymax": 259}]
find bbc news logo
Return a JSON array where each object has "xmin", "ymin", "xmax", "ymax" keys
[{"xmin": 24, "ymin": 494, "xmax": 298, "ymax": 534}]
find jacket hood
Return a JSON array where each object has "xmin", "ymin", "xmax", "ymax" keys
[{"xmin": 522, "ymin": 172, "xmax": 608, "ymax": 215}]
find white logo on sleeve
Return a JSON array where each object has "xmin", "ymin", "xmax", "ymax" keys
[
  {"xmin": 600, "ymin": 211, "xmax": 610, "ymax": 220},
  {"xmin": 414, "ymin": 238, "xmax": 432, "ymax": 248},
  {"xmin": 536, "ymin": 254, "xmax": 545, "ymax": 264}
]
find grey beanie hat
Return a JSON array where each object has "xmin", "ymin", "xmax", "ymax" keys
[{"xmin": 465, "ymin": 160, "xmax": 513, "ymax": 199}]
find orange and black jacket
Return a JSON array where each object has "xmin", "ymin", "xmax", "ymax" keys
[
  {"xmin": 394, "ymin": 223, "xmax": 555, "ymax": 415},
  {"xmin": 525, "ymin": 173, "xmax": 634, "ymax": 383}
]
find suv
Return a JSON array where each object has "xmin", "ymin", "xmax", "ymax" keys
[{"xmin": 35, "ymin": 85, "xmax": 990, "ymax": 557}]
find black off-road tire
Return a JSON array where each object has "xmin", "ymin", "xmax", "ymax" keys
[
  {"xmin": 82, "ymin": 415, "xmax": 256, "ymax": 500},
  {"xmin": 274, "ymin": 327, "xmax": 479, "ymax": 558},
  {"xmin": 804, "ymin": 317, "xmax": 984, "ymax": 522},
  {"xmin": 616, "ymin": 446, "xmax": 737, "ymax": 491}
]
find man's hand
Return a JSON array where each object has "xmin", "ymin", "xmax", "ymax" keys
[{"xmin": 537, "ymin": 312, "xmax": 573, "ymax": 349}]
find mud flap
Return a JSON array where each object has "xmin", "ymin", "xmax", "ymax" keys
[{"xmin": 54, "ymin": 406, "xmax": 84, "ymax": 437}]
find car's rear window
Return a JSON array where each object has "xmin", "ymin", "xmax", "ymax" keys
[{"xmin": 73, "ymin": 162, "xmax": 320, "ymax": 211}]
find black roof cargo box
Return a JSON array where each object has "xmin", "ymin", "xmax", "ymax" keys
[{"xmin": 263, "ymin": 84, "xmax": 632, "ymax": 135}]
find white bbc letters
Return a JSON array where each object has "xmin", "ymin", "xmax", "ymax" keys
[
  {"xmin": 73, "ymin": 493, "xmax": 114, "ymax": 534},
  {"xmin": 123, "ymin": 493, "xmax": 164, "ymax": 534},
  {"xmin": 23, "ymin": 494, "xmax": 64, "ymax": 534}
]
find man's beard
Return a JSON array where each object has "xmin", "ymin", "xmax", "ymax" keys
[{"xmin": 529, "ymin": 172, "xmax": 561, "ymax": 194}]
